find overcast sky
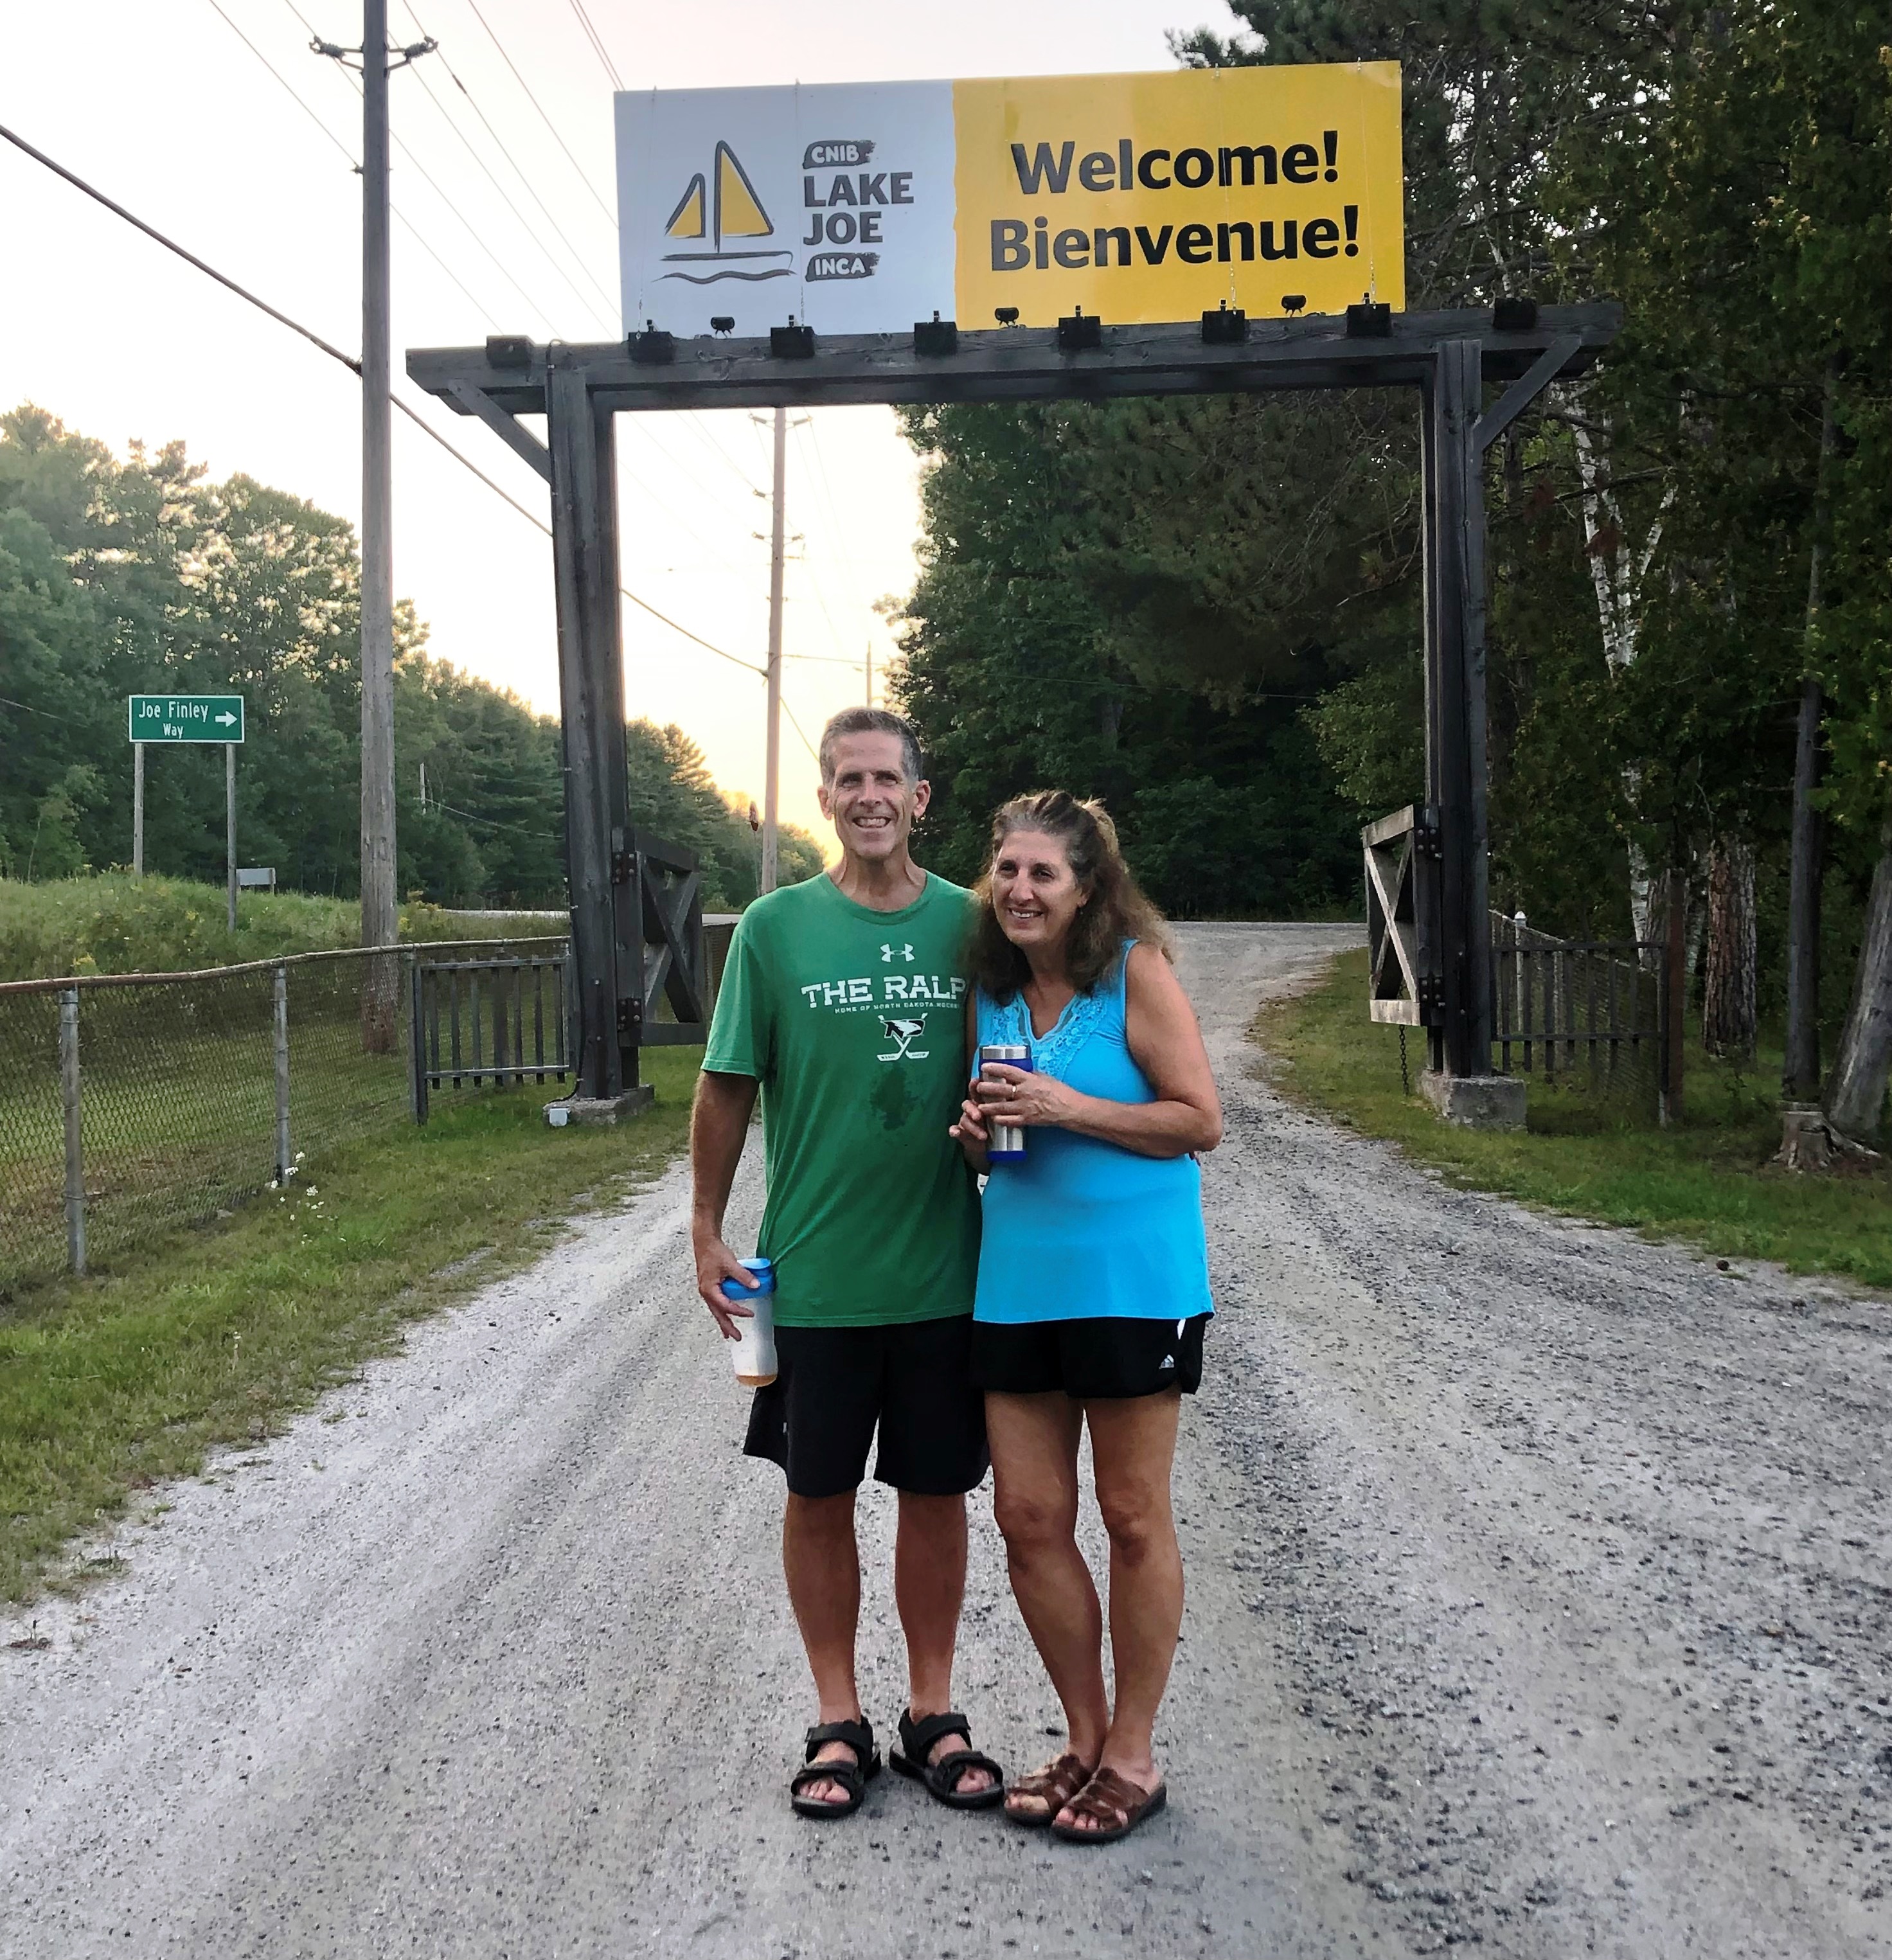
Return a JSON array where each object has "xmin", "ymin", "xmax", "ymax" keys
[{"xmin": 1, "ymin": 1, "xmax": 1235, "ymax": 842}]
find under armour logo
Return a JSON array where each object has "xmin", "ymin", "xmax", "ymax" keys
[
  {"xmin": 877, "ymin": 1015, "xmax": 929, "ymax": 1062},
  {"xmin": 880, "ymin": 942, "xmax": 915, "ymax": 963}
]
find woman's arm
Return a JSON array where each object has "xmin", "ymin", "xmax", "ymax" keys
[
  {"xmin": 972, "ymin": 944, "xmax": 1222, "ymax": 1160},
  {"xmin": 949, "ymin": 989, "xmax": 992, "ymax": 1170}
]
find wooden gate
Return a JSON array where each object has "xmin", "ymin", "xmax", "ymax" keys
[{"xmin": 410, "ymin": 952, "xmax": 569, "ymax": 1121}]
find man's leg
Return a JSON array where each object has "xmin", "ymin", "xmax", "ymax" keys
[
  {"xmin": 1059, "ymin": 1388, "xmax": 1183, "ymax": 1830},
  {"xmin": 893, "ymin": 1491, "xmax": 995, "ymax": 1796},
  {"xmin": 783, "ymin": 1487, "xmax": 865, "ymax": 1806},
  {"xmin": 986, "ymin": 1390, "xmax": 1111, "ymax": 1795},
  {"xmin": 875, "ymin": 1315, "xmax": 998, "ymax": 1799}
]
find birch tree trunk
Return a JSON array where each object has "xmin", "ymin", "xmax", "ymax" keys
[
  {"xmin": 1701, "ymin": 834, "xmax": 1757, "ymax": 1060},
  {"xmin": 1822, "ymin": 820, "xmax": 1892, "ymax": 1141},
  {"xmin": 1566, "ymin": 396, "xmax": 1673, "ymax": 950}
]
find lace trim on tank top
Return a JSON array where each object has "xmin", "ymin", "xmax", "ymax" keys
[{"xmin": 987, "ymin": 942, "xmax": 1132, "ymax": 1082}]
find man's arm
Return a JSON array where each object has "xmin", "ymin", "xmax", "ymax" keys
[{"xmin": 691, "ymin": 1069, "xmax": 762, "ymax": 1338}]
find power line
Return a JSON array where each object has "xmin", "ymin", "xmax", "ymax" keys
[
  {"xmin": 408, "ymin": 4, "xmax": 769, "ymax": 515},
  {"xmin": 400, "ymin": 0, "xmax": 621, "ymax": 321},
  {"xmin": 780, "ymin": 695, "xmax": 822, "ymax": 766},
  {"xmin": 566, "ymin": 0, "xmax": 624, "ymax": 91},
  {"xmin": 319, "ymin": 57, "xmax": 562, "ymax": 335},
  {"xmin": 211, "ymin": 0, "xmax": 353, "ymax": 164},
  {"xmin": 0, "ymin": 116, "xmax": 764, "ymax": 680},
  {"xmin": 392, "ymin": 205, "xmax": 503, "ymax": 325},
  {"xmin": 0, "ymin": 114, "xmax": 361, "ymax": 375},
  {"xmin": 463, "ymin": 0, "xmax": 619, "ymax": 228},
  {"xmin": 260, "ymin": 3, "xmax": 557, "ymax": 332},
  {"xmin": 392, "ymin": 14, "xmax": 617, "ymax": 334},
  {"xmin": 208, "ymin": 0, "xmax": 504, "ymax": 325},
  {"xmin": 685, "ymin": 413, "xmax": 769, "ymax": 499}
]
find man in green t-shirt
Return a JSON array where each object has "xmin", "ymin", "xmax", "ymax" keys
[{"xmin": 692, "ymin": 708, "xmax": 1002, "ymax": 1821}]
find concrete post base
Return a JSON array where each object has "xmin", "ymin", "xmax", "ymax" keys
[
  {"xmin": 1419, "ymin": 1070, "xmax": 1526, "ymax": 1131},
  {"xmin": 546, "ymin": 1087, "xmax": 654, "ymax": 1127}
]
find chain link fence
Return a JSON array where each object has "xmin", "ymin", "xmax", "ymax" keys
[{"xmin": 0, "ymin": 939, "xmax": 565, "ymax": 1293}]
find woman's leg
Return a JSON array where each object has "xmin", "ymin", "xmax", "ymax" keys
[
  {"xmin": 985, "ymin": 1391, "xmax": 1111, "ymax": 1781},
  {"xmin": 1065, "ymin": 1387, "xmax": 1184, "ymax": 1825}
]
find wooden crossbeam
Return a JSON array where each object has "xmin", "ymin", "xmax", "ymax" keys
[{"xmin": 410, "ymin": 305, "xmax": 1620, "ymax": 420}]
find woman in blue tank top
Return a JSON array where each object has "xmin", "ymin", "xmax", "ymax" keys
[{"xmin": 949, "ymin": 791, "xmax": 1221, "ymax": 1845}]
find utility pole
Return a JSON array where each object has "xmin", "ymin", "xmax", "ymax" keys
[
  {"xmin": 760, "ymin": 405, "xmax": 786, "ymax": 894},
  {"xmin": 358, "ymin": 0, "xmax": 397, "ymax": 1040},
  {"xmin": 317, "ymin": 8, "xmax": 431, "ymax": 1044}
]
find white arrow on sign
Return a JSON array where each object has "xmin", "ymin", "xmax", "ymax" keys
[{"xmin": 215, "ymin": 711, "xmax": 237, "ymax": 726}]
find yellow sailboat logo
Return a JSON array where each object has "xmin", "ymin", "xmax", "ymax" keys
[{"xmin": 661, "ymin": 141, "xmax": 792, "ymax": 284}]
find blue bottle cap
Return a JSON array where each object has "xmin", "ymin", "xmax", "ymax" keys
[{"xmin": 720, "ymin": 1256, "xmax": 775, "ymax": 1299}]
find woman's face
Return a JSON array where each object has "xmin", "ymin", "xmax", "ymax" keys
[{"xmin": 990, "ymin": 828, "xmax": 1087, "ymax": 958}]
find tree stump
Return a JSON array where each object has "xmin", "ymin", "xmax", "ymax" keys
[{"xmin": 1775, "ymin": 1104, "xmax": 1882, "ymax": 1173}]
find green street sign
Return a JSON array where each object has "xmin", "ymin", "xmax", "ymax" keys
[{"xmin": 128, "ymin": 694, "xmax": 245, "ymax": 744}]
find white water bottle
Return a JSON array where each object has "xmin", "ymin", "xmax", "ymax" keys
[{"xmin": 720, "ymin": 1257, "xmax": 777, "ymax": 1386}]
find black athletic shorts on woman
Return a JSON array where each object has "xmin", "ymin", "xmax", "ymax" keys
[
  {"xmin": 743, "ymin": 1314, "xmax": 989, "ymax": 1500},
  {"xmin": 970, "ymin": 1313, "xmax": 1209, "ymax": 1400}
]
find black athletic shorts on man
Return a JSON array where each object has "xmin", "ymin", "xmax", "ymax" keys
[{"xmin": 705, "ymin": 864, "xmax": 985, "ymax": 1495}]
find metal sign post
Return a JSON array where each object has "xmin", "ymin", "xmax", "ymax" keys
[
  {"xmin": 125, "ymin": 695, "xmax": 246, "ymax": 916},
  {"xmin": 226, "ymin": 741, "xmax": 238, "ymax": 932}
]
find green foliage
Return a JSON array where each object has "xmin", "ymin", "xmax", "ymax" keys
[
  {"xmin": 893, "ymin": 400, "xmax": 1366, "ymax": 916},
  {"xmin": 1262, "ymin": 949, "xmax": 1892, "ymax": 1288},
  {"xmin": 0, "ymin": 873, "xmax": 567, "ymax": 983},
  {"xmin": 0, "ymin": 405, "xmax": 820, "ymax": 916},
  {"xmin": 625, "ymin": 720, "xmax": 824, "ymax": 909}
]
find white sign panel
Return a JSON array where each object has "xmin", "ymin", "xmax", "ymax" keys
[{"xmin": 616, "ymin": 81, "xmax": 957, "ymax": 337}]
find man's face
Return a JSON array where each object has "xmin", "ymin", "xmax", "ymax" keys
[{"xmin": 817, "ymin": 731, "xmax": 929, "ymax": 864}]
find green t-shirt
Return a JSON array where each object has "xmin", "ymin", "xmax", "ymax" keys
[{"xmin": 702, "ymin": 869, "xmax": 980, "ymax": 1328}]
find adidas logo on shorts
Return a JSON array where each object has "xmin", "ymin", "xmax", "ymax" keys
[{"xmin": 1159, "ymin": 1353, "xmax": 1175, "ymax": 1371}]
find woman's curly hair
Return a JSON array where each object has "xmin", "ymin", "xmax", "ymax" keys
[{"xmin": 968, "ymin": 790, "xmax": 1171, "ymax": 1002}]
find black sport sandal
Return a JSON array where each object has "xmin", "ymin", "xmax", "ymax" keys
[
  {"xmin": 889, "ymin": 1709, "xmax": 1006, "ymax": 1811},
  {"xmin": 789, "ymin": 1718, "xmax": 880, "ymax": 1820}
]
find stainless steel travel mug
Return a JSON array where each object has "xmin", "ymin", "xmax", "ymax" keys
[{"xmin": 979, "ymin": 1043, "xmax": 1031, "ymax": 1161}]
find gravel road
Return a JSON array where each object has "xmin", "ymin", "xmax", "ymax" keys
[{"xmin": 4, "ymin": 922, "xmax": 1887, "ymax": 1959}]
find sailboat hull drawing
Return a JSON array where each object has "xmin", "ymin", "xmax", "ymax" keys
[{"xmin": 660, "ymin": 140, "xmax": 793, "ymax": 283}]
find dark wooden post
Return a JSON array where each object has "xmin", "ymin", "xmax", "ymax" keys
[
  {"xmin": 591, "ymin": 391, "xmax": 646, "ymax": 1103},
  {"xmin": 1422, "ymin": 337, "xmax": 1495, "ymax": 1080},
  {"xmin": 548, "ymin": 358, "xmax": 638, "ymax": 1105},
  {"xmin": 1661, "ymin": 866, "xmax": 1686, "ymax": 1124}
]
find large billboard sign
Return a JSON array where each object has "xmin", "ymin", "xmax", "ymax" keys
[{"xmin": 616, "ymin": 64, "xmax": 1404, "ymax": 339}]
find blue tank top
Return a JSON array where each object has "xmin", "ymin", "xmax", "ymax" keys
[{"xmin": 973, "ymin": 942, "xmax": 1213, "ymax": 1326}]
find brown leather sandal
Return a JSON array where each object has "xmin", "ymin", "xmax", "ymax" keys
[
  {"xmin": 1049, "ymin": 1766, "xmax": 1168, "ymax": 1844},
  {"xmin": 1003, "ymin": 1751, "xmax": 1094, "ymax": 1828}
]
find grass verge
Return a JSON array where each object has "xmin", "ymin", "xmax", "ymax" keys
[
  {"xmin": 0, "ymin": 1048, "xmax": 699, "ymax": 1603},
  {"xmin": 0, "ymin": 871, "xmax": 563, "ymax": 981},
  {"xmin": 1258, "ymin": 948, "xmax": 1892, "ymax": 1292}
]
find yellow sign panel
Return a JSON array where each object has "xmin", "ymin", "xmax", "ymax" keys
[{"xmin": 951, "ymin": 63, "xmax": 1403, "ymax": 326}]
